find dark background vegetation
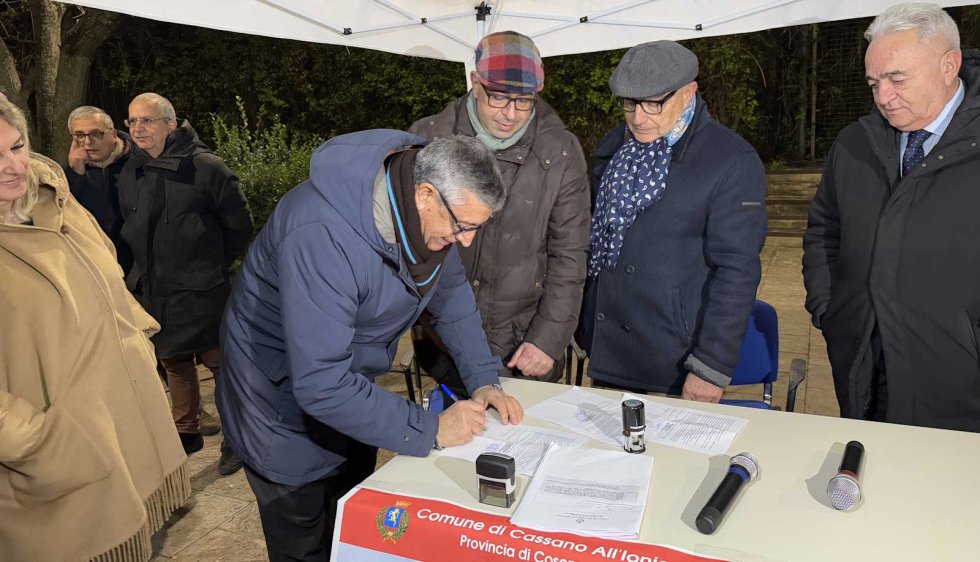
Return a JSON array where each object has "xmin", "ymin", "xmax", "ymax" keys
[{"xmin": 4, "ymin": 2, "xmax": 980, "ymax": 228}]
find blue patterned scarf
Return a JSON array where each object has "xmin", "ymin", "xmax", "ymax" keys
[{"xmin": 588, "ymin": 97, "xmax": 696, "ymax": 277}]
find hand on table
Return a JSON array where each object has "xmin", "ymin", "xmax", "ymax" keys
[
  {"xmin": 472, "ymin": 384, "xmax": 524, "ymax": 425},
  {"xmin": 681, "ymin": 373, "xmax": 724, "ymax": 403},
  {"xmin": 436, "ymin": 400, "xmax": 486, "ymax": 448}
]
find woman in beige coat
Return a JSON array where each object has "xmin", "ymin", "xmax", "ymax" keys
[{"xmin": 0, "ymin": 94, "xmax": 190, "ymax": 560}]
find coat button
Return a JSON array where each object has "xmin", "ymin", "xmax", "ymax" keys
[
  {"xmin": 937, "ymin": 154, "xmax": 944, "ymax": 160},
  {"xmin": 596, "ymin": 313, "xmax": 605, "ymax": 321},
  {"xmin": 60, "ymin": 226, "xmax": 69, "ymax": 234},
  {"xmin": 534, "ymin": 281, "xmax": 541, "ymax": 288},
  {"xmin": 472, "ymin": 280, "xmax": 480, "ymax": 287},
  {"xmin": 57, "ymin": 199, "xmax": 65, "ymax": 208},
  {"xmin": 621, "ymin": 324, "xmax": 631, "ymax": 333},
  {"xmin": 625, "ymin": 265, "xmax": 635, "ymax": 274},
  {"xmin": 516, "ymin": 155, "xmax": 522, "ymax": 160},
  {"xmin": 562, "ymin": 150, "xmax": 567, "ymax": 156},
  {"xmin": 545, "ymin": 159, "xmax": 551, "ymax": 165}
]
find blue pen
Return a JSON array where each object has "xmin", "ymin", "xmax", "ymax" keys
[{"xmin": 440, "ymin": 384, "xmax": 461, "ymax": 401}]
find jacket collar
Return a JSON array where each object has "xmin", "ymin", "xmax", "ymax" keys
[
  {"xmin": 21, "ymin": 153, "xmax": 71, "ymax": 230},
  {"xmin": 859, "ymin": 50, "xmax": 980, "ymax": 186}
]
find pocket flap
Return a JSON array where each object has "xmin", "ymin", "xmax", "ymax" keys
[
  {"xmin": 6, "ymin": 406, "xmax": 112, "ymax": 506},
  {"xmin": 178, "ymin": 265, "xmax": 226, "ymax": 290}
]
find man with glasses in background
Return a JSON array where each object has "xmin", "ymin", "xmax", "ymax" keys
[
  {"xmin": 580, "ymin": 40, "xmax": 767, "ymax": 401},
  {"xmin": 118, "ymin": 92, "xmax": 253, "ymax": 473},
  {"xmin": 65, "ymin": 105, "xmax": 134, "ymax": 274},
  {"xmin": 216, "ymin": 133, "xmax": 525, "ymax": 561},
  {"xmin": 410, "ymin": 31, "xmax": 590, "ymax": 393}
]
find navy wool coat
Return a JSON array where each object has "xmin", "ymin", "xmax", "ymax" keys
[{"xmin": 580, "ymin": 97, "xmax": 767, "ymax": 393}]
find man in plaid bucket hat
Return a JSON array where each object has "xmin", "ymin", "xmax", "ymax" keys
[{"xmin": 411, "ymin": 31, "xmax": 590, "ymax": 391}]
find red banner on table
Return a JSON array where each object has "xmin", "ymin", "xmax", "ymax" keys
[{"xmin": 338, "ymin": 487, "xmax": 725, "ymax": 562}]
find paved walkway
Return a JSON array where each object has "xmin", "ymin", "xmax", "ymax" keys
[{"xmin": 151, "ymin": 240, "xmax": 835, "ymax": 561}]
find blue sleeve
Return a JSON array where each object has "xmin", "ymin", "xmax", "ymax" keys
[
  {"xmin": 426, "ymin": 246, "xmax": 502, "ymax": 394},
  {"xmin": 278, "ymin": 223, "xmax": 438, "ymax": 456}
]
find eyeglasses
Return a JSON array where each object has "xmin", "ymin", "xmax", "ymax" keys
[
  {"xmin": 480, "ymin": 83, "xmax": 536, "ymax": 112},
  {"xmin": 124, "ymin": 117, "xmax": 170, "ymax": 128},
  {"xmin": 70, "ymin": 130, "xmax": 108, "ymax": 142},
  {"xmin": 619, "ymin": 90, "xmax": 679, "ymax": 116},
  {"xmin": 435, "ymin": 188, "xmax": 492, "ymax": 235}
]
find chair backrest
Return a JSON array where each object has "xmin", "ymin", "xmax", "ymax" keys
[{"xmin": 730, "ymin": 300, "xmax": 779, "ymax": 386}]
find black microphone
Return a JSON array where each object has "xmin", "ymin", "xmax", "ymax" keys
[
  {"xmin": 827, "ymin": 440, "xmax": 864, "ymax": 511},
  {"xmin": 695, "ymin": 452, "xmax": 760, "ymax": 534}
]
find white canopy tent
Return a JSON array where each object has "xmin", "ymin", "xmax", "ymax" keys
[{"xmin": 60, "ymin": 1, "xmax": 979, "ymax": 64}]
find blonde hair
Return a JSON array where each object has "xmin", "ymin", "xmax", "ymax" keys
[{"xmin": 0, "ymin": 93, "xmax": 38, "ymax": 224}]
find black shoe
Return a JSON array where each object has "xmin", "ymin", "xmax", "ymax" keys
[
  {"xmin": 179, "ymin": 432, "xmax": 204, "ymax": 455},
  {"xmin": 218, "ymin": 442, "xmax": 243, "ymax": 476}
]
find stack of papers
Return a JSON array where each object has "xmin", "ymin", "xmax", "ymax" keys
[
  {"xmin": 525, "ymin": 387, "xmax": 747, "ymax": 455},
  {"xmin": 511, "ymin": 445, "xmax": 654, "ymax": 539},
  {"xmin": 432, "ymin": 416, "xmax": 589, "ymax": 475}
]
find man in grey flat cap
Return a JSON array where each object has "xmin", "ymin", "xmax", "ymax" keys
[{"xmin": 578, "ymin": 40, "xmax": 767, "ymax": 401}]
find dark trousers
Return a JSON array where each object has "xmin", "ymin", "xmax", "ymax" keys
[
  {"xmin": 244, "ymin": 441, "xmax": 378, "ymax": 562},
  {"xmin": 159, "ymin": 346, "xmax": 221, "ymax": 434}
]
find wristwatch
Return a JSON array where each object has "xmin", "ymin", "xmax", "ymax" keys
[{"xmin": 492, "ymin": 383, "xmax": 504, "ymax": 392}]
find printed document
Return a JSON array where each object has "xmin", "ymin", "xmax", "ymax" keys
[
  {"xmin": 511, "ymin": 445, "xmax": 654, "ymax": 539},
  {"xmin": 526, "ymin": 387, "xmax": 747, "ymax": 454},
  {"xmin": 524, "ymin": 386, "xmax": 623, "ymax": 445},
  {"xmin": 625, "ymin": 393, "xmax": 747, "ymax": 455},
  {"xmin": 433, "ymin": 417, "xmax": 589, "ymax": 475}
]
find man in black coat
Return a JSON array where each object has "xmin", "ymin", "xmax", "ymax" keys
[
  {"xmin": 804, "ymin": 2, "xmax": 980, "ymax": 431},
  {"xmin": 580, "ymin": 41, "xmax": 767, "ymax": 401},
  {"xmin": 65, "ymin": 105, "xmax": 133, "ymax": 274},
  {"xmin": 118, "ymin": 92, "xmax": 253, "ymax": 461}
]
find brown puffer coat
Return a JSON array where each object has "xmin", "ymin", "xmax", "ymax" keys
[
  {"xmin": 410, "ymin": 96, "xmax": 591, "ymax": 368},
  {"xmin": 0, "ymin": 154, "xmax": 190, "ymax": 561}
]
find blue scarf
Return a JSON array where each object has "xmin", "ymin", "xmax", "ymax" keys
[{"xmin": 588, "ymin": 97, "xmax": 696, "ymax": 278}]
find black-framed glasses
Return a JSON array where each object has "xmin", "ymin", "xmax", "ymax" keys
[
  {"xmin": 124, "ymin": 117, "xmax": 170, "ymax": 128},
  {"xmin": 619, "ymin": 90, "xmax": 679, "ymax": 116},
  {"xmin": 435, "ymin": 188, "xmax": 492, "ymax": 234},
  {"xmin": 70, "ymin": 130, "xmax": 108, "ymax": 142},
  {"xmin": 480, "ymin": 83, "xmax": 536, "ymax": 112}
]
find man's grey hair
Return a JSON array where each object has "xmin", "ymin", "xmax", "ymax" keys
[
  {"xmin": 415, "ymin": 135, "xmax": 505, "ymax": 213},
  {"xmin": 131, "ymin": 92, "xmax": 177, "ymax": 122},
  {"xmin": 68, "ymin": 106, "xmax": 114, "ymax": 131},
  {"xmin": 865, "ymin": 2, "xmax": 960, "ymax": 51}
]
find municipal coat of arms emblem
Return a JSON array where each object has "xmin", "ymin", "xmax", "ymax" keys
[{"xmin": 376, "ymin": 500, "xmax": 411, "ymax": 543}]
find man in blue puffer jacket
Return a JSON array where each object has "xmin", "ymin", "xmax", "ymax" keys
[{"xmin": 217, "ymin": 131, "xmax": 524, "ymax": 561}]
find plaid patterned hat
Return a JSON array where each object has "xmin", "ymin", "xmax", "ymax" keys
[{"xmin": 475, "ymin": 31, "xmax": 544, "ymax": 94}]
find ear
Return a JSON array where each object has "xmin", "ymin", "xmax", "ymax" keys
[
  {"xmin": 941, "ymin": 50, "xmax": 962, "ymax": 85},
  {"xmin": 168, "ymin": 119, "xmax": 178, "ymax": 133},
  {"xmin": 685, "ymin": 81, "xmax": 699, "ymax": 103},
  {"xmin": 415, "ymin": 182, "xmax": 437, "ymax": 213},
  {"xmin": 469, "ymin": 71, "xmax": 481, "ymax": 92}
]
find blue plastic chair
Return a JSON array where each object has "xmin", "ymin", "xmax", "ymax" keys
[{"xmin": 721, "ymin": 300, "xmax": 806, "ymax": 411}]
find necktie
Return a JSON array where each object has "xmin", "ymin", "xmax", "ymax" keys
[{"xmin": 902, "ymin": 129, "xmax": 931, "ymax": 176}]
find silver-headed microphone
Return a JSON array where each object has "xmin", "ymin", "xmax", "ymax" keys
[{"xmin": 827, "ymin": 441, "xmax": 864, "ymax": 511}]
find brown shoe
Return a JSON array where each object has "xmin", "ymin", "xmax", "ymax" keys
[{"xmin": 199, "ymin": 408, "xmax": 221, "ymax": 436}]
